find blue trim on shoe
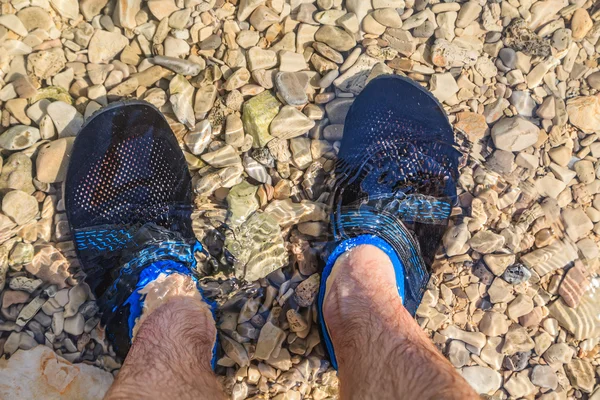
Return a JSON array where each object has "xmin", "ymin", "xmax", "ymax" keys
[
  {"xmin": 317, "ymin": 235, "xmax": 405, "ymax": 370},
  {"xmin": 121, "ymin": 248, "xmax": 219, "ymax": 369}
]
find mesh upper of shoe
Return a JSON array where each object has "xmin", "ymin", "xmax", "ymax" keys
[
  {"xmin": 65, "ymin": 102, "xmax": 194, "ymax": 296},
  {"xmin": 331, "ymin": 75, "xmax": 461, "ymax": 314}
]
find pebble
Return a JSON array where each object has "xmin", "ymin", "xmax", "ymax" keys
[
  {"xmin": 565, "ymin": 359, "xmax": 595, "ymax": 393},
  {"xmin": 88, "ymin": 30, "xmax": 128, "ymax": 64},
  {"xmin": 36, "ymin": 138, "xmax": 74, "ymax": 183},
  {"xmin": 447, "ymin": 340, "xmax": 470, "ymax": 368},
  {"xmin": 504, "ymin": 370, "xmax": 536, "ymax": 398},
  {"xmin": 275, "ymin": 72, "xmax": 308, "ymax": 106},
  {"xmin": 242, "ymin": 91, "xmax": 281, "ymax": 148},
  {"xmin": 315, "ymin": 26, "xmax": 356, "ymax": 52},
  {"xmin": 184, "ymin": 120, "xmax": 212, "ymax": 156},
  {"xmin": 479, "ymin": 311, "xmax": 509, "ymax": 336},
  {"xmin": 202, "ymin": 145, "xmax": 241, "ymax": 168},
  {"xmin": 531, "ymin": 365, "xmax": 558, "ymax": 390},
  {"xmin": 440, "ymin": 325, "xmax": 486, "ymax": 350},
  {"xmin": 558, "ymin": 262, "xmax": 590, "ymax": 308},
  {"xmin": 2, "ymin": 190, "xmax": 38, "ymax": 225},
  {"xmin": 491, "ymin": 116, "xmax": 539, "ymax": 152},
  {"xmin": 0, "ymin": 125, "xmax": 40, "ymax": 150},
  {"xmin": 461, "ymin": 366, "xmax": 502, "ymax": 395},
  {"xmin": 566, "ymin": 95, "xmax": 600, "ymax": 134},
  {"xmin": 270, "ymin": 106, "xmax": 315, "ymax": 140},
  {"xmin": 570, "ymin": 9, "xmax": 593, "ymax": 41},
  {"xmin": 63, "ymin": 314, "xmax": 85, "ymax": 335},
  {"xmin": 502, "ymin": 325, "xmax": 535, "ymax": 355},
  {"xmin": 429, "ymin": 72, "xmax": 458, "ymax": 103},
  {"xmin": 152, "ymin": 56, "xmax": 203, "ymax": 76},
  {"xmin": 507, "ymin": 294, "xmax": 534, "ymax": 320},
  {"xmin": 169, "ymin": 74, "xmax": 195, "ymax": 129},
  {"xmin": 255, "ymin": 321, "xmax": 286, "ymax": 360},
  {"xmin": 294, "ymin": 273, "xmax": 320, "ymax": 307},
  {"xmin": 502, "ymin": 263, "xmax": 531, "ymax": 284},
  {"xmin": 47, "ymin": 101, "xmax": 84, "ymax": 138},
  {"xmin": 469, "ymin": 230, "xmax": 505, "ymax": 254}
]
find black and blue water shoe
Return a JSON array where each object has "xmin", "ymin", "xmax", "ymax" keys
[
  {"xmin": 65, "ymin": 101, "xmax": 214, "ymax": 363},
  {"xmin": 318, "ymin": 75, "xmax": 461, "ymax": 369}
]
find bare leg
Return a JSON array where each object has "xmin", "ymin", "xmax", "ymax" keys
[
  {"xmin": 323, "ymin": 245, "xmax": 477, "ymax": 400},
  {"xmin": 105, "ymin": 275, "xmax": 225, "ymax": 400}
]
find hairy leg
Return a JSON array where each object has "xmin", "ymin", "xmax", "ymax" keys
[
  {"xmin": 105, "ymin": 275, "xmax": 225, "ymax": 400},
  {"xmin": 323, "ymin": 245, "xmax": 477, "ymax": 400}
]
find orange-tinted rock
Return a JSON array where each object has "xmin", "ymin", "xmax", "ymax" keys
[
  {"xmin": 0, "ymin": 346, "xmax": 113, "ymax": 399},
  {"xmin": 558, "ymin": 261, "xmax": 591, "ymax": 308},
  {"xmin": 454, "ymin": 111, "xmax": 488, "ymax": 142}
]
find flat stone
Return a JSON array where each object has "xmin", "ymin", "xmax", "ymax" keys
[
  {"xmin": 430, "ymin": 72, "xmax": 459, "ymax": 103},
  {"xmin": 226, "ymin": 181, "xmax": 259, "ymax": 226},
  {"xmin": 221, "ymin": 334, "xmax": 250, "ymax": 367},
  {"xmin": 242, "ymin": 91, "xmax": 281, "ymax": 148},
  {"xmin": 26, "ymin": 246, "xmax": 70, "ymax": 288},
  {"xmin": 558, "ymin": 262, "xmax": 591, "ymax": 308},
  {"xmin": 50, "ymin": 0, "xmax": 79, "ymax": 19},
  {"xmin": 507, "ymin": 294, "xmax": 534, "ymax": 320},
  {"xmin": 531, "ymin": 365, "xmax": 558, "ymax": 390},
  {"xmin": 454, "ymin": 111, "xmax": 487, "ymax": 142},
  {"xmin": 456, "ymin": 1, "xmax": 481, "ymax": 28},
  {"xmin": 565, "ymin": 359, "xmax": 595, "ymax": 393},
  {"xmin": 255, "ymin": 321, "xmax": 286, "ymax": 360},
  {"xmin": 275, "ymin": 72, "xmax": 308, "ymax": 106},
  {"xmin": 502, "ymin": 325, "xmax": 534, "ymax": 355},
  {"xmin": 469, "ymin": 230, "xmax": 505, "ymax": 254},
  {"xmin": 2, "ymin": 190, "xmax": 38, "ymax": 225},
  {"xmin": 491, "ymin": 116, "xmax": 539, "ymax": 152},
  {"xmin": 562, "ymin": 207, "xmax": 593, "ymax": 242},
  {"xmin": 147, "ymin": 0, "xmax": 178, "ymax": 20},
  {"xmin": 315, "ymin": 26, "xmax": 356, "ymax": 52},
  {"xmin": 224, "ymin": 212, "xmax": 288, "ymax": 281},
  {"xmin": 151, "ymin": 56, "xmax": 203, "ymax": 76},
  {"xmin": 9, "ymin": 276, "xmax": 43, "ymax": 293},
  {"xmin": 270, "ymin": 106, "xmax": 315, "ymax": 140},
  {"xmin": 504, "ymin": 370, "xmax": 536, "ymax": 398},
  {"xmin": 36, "ymin": 138, "xmax": 75, "ymax": 183},
  {"xmin": 460, "ymin": 366, "xmax": 501, "ymax": 395},
  {"xmin": 225, "ymin": 115, "xmax": 245, "ymax": 148},
  {"xmin": 63, "ymin": 314, "xmax": 85, "ymax": 335},
  {"xmin": 184, "ymin": 120, "xmax": 211, "ymax": 155},
  {"xmin": 201, "ymin": 145, "xmax": 241, "ymax": 168},
  {"xmin": 2, "ymin": 290, "xmax": 30, "ymax": 308},
  {"xmin": 247, "ymin": 47, "xmax": 278, "ymax": 71},
  {"xmin": 224, "ymin": 68, "xmax": 250, "ymax": 91},
  {"xmin": 447, "ymin": 340, "xmax": 470, "ymax": 368},
  {"xmin": 382, "ymin": 28, "xmax": 416, "ymax": 56},
  {"xmin": 571, "ymin": 9, "xmax": 593, "ymax": 40},
  {"xmin": 0, "ymin": 125, "xmax": 40, "ymax": 150},
  {"xmin": 566, "ymin": 95, "xmax": 600, "ymax": 134},
  {"xmin": 169, "ymin": 74, "xmax": 195, "ymax": 129},
  {"xmin": 88, "ymin": 30, "xmax": 128, "ymax": 64},
  {"xmin": 47, "ymin": 101, "xmax": 84, "ymax": 138},
  {"xmin": 483, "ymin": 253, "xmax": 515, "ymax": 276},
  {"xmin": 333, "ymin": 54, "xmax": 380, "ymax": 94},
  {"xmin": 478, "ymin": 311, "xmax": 509, "ymax": 336},
  {"xmin": 431, "ymin": 39, "xmax": 478, "ymax": 68},
  {"xmin": 0, "ymin": 346, "xmax": 113, "ymax": 399},
  {"xmin": 164, "ymin": 36, "xmax": 190, "ymax": 58}
]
